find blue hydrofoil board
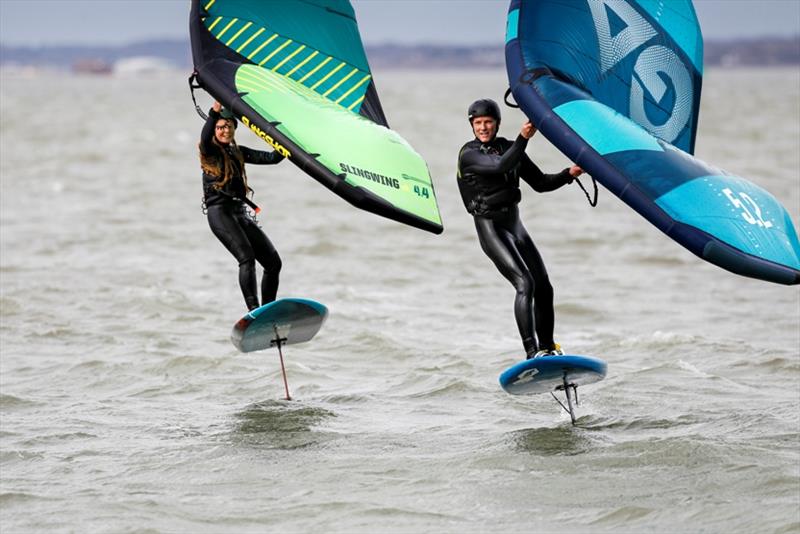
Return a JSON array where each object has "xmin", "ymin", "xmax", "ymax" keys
[
  {"xmin": 499, "ymin": 355, "xmax": 607, "ymax": 424},
  {"xmin": 231, "ymin": 298, "xmax": 328, "ymax": 353}
]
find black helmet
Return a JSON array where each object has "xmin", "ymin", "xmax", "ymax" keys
[
  {"xmin": 468, "ymin": 98, "xmax": 501, "ymax": 124},
  {"xmin": 219, "ymin": 107, "xmax": 237, "ymax": 128}
]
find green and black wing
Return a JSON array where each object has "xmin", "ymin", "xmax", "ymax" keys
[{"xmin": 190, "ymin": 0, "xmax": 443, "ymax": 234}]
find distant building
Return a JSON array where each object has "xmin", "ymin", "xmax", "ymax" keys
[
  {"xmin": 114, "ymin": 56, "xmax": 174, "ymax": 75},
  {"xmin": 71, "ymin": 58, "xmax": 112, "ymax": 75}
]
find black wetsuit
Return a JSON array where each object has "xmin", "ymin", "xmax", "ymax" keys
[
  {"xmin": 200, "ymin": 109, "xmax": 285, "ymax": 311},
  {"xmin": 457, "ymin": 134, "xmax": 572, "ymax": 356}
]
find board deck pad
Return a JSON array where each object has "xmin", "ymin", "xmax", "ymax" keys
[
  {"xmin": 231, "ymin": 298, "xmax": 328, "ymax": 353},
  {"xmin": 499, "ymin": 355, "xmax": 607, "ymax": 395}
]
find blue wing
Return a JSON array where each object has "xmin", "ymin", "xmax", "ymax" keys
[{"xmin": 505, "ymin": 0, "xmax": 800, "ymax": 284}]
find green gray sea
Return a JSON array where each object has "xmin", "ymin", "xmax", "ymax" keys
[{"xmin": 1, "ymin": 67, "xmax": 798, "ymax": 533}]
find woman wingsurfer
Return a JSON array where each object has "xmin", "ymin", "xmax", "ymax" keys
[{"xmin": 199, "ymin": 101, "xmax": 285, "ymax": 311}]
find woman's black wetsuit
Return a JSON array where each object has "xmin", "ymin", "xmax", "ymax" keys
[
  {"xmin": 200, "ymin": 109, "xmax": 285, "ymax": 311},
  {"xmin": 457, "ymin": 134, "xmax": 572, "ymax": 356}
]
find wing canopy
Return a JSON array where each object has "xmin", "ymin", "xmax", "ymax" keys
[
  {"xmin": 191, "ymin": 0, "xmax": 443, "ymax": 234},
  {"xmin": 505, "ymin": 0, "xmax": 800, "ymax": 284}
]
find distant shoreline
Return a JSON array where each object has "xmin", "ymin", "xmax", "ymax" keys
[{"xmin": 1, "ymin": 37, "xmax": 798, "ymax": 71}]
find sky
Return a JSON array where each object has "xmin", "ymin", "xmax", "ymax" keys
[{"xmin": 0, "ymin": 0, "xmax": 798, "ymax": 47}]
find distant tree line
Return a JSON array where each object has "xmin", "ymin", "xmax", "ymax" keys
[{"xmin": 1, "ymin": 37, "xmax": 797, "ymax": 70}]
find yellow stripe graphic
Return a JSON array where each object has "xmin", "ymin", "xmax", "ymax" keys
[
  {"xmin": 323, "ymin": 67, "xmax": 359, "ymax": 97},
  {"xmin": 215, "ymin": 18, "xmax": 238, "ymax": 40},
  {"xmin": 204, "ymin": 0, "xmax": 216, "ymax": 10},
  {"xmin": 207, "ymin": 16, "xmax": 223, "ymax": 32},
  {"xmin": 236, "ymin": 72, "xmax": 275, "ymax": 91},
  {"xmin": 236, "ymin": 27, "xmax": 265, "ymax": 54},
  {"xmin": 348, "ymin": 95, "xmax": 365, "ymax": 111},
  {"xmin": 225, "ymin": 21, "xmax": 252, "ymax": 47},
  {"xmin": 247, "ymin": 34, "xmax": 278, "ymax": 61},
  {"xmin": 259, "ymin": 38, "xmax": 293, "ymax": 67},
  {"xmin": 336, "ymin": 74, "xmax": 371, "ymax": 104},
  {"xmin": 311, "ymin": 61, "xmax": 346, "ymax": 90},
  {"xmin": 238, "ymin": 83, "xmax": 274, "ymax": 95},
  {"xmin": 237, "ymin": 77, "xmax": 279, "ymax": 93},
  {"xmin": 241, "ymin": 70, "xmax": 286, "ymax": 89},
  {"xmin": 238, "ymin": 68, "xmax": 268, "ymax": 82},
  {"xmin": 237, "ymin": 71, "xmax": 282, "ymax": 91},
  {"xmin": 273, "ymin": 44, "xmax": 306, "ymax": 72},
  {"xmin": 285, "ymin": 50, "xmax": 318, "ymax": 78},
  {"xmin": 298, "ymin": 56, "xmax": 331, "ymax": 83}
]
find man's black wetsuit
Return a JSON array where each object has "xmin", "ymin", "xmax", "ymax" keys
[
  {"xmin": 457, "ymin": 134, "xmax": 572, "ymax": 356},
  {"xmin": 200, "ymin": 108, "xmax": 285, "ymax": 311}
]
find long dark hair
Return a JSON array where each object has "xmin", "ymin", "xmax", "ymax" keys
[{"xmin": 198, "ymin": 120, "xmax": 251, "ymax": 195}]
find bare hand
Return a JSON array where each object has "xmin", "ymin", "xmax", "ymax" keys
[
  {"xmin": 568, "ymin": 165, "xmax": 583, "ymax": 178},
  {"xmin": 212, "ymin": 100, "xmax": 222, "ymax": 112},
  {"xmin": 521, "ymin": 121, "xmax": 536, "ymax": 139}
]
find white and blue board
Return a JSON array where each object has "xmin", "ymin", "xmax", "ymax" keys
[
  {"xmin": 231, "ymin": 298, "xmax": 328, "ymax": 353},
  {"xmin": 499, "ymin": 355, "xmax": 607, "ymax": 424},
  {"xmin": 231, "ymin": 298, "xmax": 327, "ymax": 400}
]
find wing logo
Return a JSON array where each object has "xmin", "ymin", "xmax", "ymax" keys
[
  {"xmin": 339, "ymin": 163, "xmax": 400, "ymax": 190},
  {"xmin": 241, "ymin": 116, "xmax": 292, "ymax": 158},
  {"xmin": 588, "ymin": 0, "xmax": 693, "ymax": 144},
  {"xmin": 722, "ymin": 188, "xmax": 774, "ymax": 229}
]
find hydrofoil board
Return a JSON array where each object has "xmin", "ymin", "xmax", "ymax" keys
[
  {"xmin": 231, "ymin": 298, "xmax": 327, "ymax": 401},
  {"xmin": 231, "ymin": 298, "xmax": 328, "ymax": 353},
  {"xmin": 499, "ymin": 354, "xmax": 607, "ymax": 424}
]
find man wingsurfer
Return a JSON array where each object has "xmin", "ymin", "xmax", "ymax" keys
[
  {"xmin": 199, "ymin": 101, "xmax": 285, "ymax": 311},
  {"xmin": 457, "ymin": 99, "xmax": 583, "ymax": 359}
]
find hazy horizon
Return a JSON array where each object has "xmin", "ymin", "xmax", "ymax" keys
[{"xmin": 1, "ymin": 0, "xmax": 798, "ymax": 48}]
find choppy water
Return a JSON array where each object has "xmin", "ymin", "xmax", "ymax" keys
[{"xmin": 1, "ymin": 67, "xmax": 799, "ymax": 533}]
